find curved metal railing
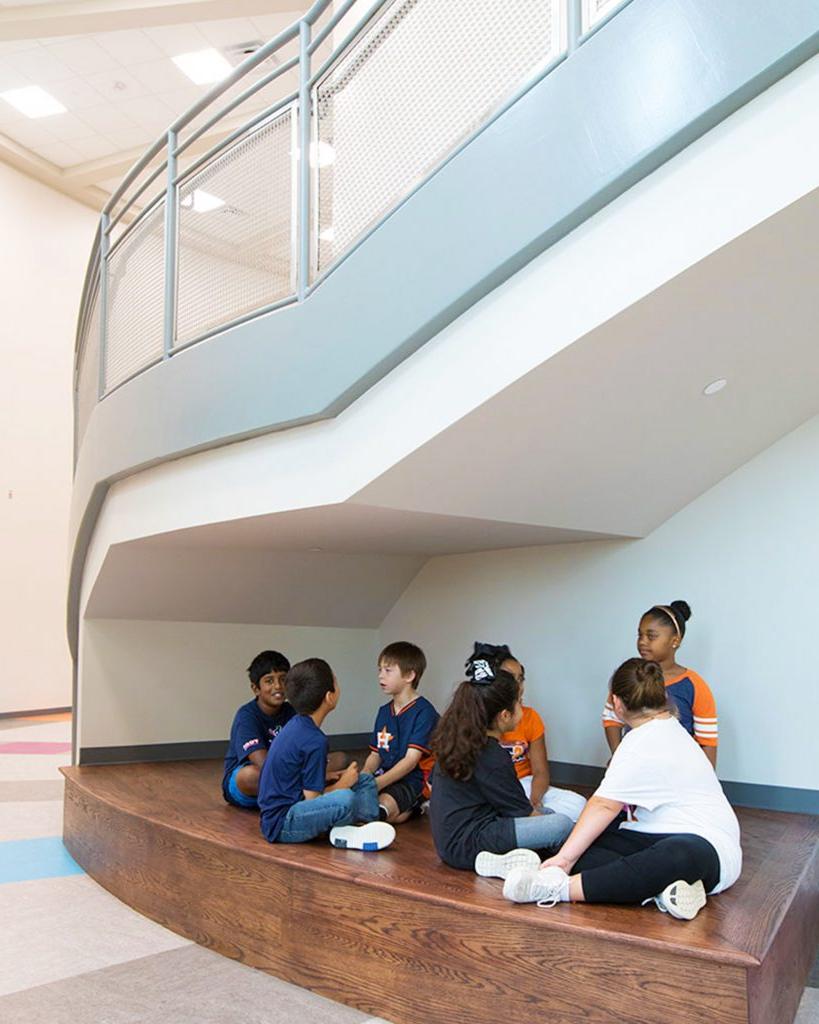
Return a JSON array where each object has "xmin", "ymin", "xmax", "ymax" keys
[{"xmin": 73, "ymin": 0, "xmax": 631, "ymax": 450}]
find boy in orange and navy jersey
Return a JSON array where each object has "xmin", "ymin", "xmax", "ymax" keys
[
  {"xmin": 603, "ymin": 601, "xmax": 718, "ymax": 767},
  {"xmin": 362, "ymin": 642, "xmax": 439, "ymax": 824}
]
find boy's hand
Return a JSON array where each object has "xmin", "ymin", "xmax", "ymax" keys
[
  {"xmin": 325, "ymin": 770, "xmax": 344, "ymax": 783},
  {"xmin": 338, "ymin": 761, "xmax": 359, "ymax": 788}
]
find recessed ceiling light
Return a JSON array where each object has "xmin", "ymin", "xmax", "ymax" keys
[
  {"xmin": 181, "ymin": 189, "xmax": 225, "ymax": 213},
  {"xmin": 318, "ymin": 226, "xmax": 335, "ymax": 242},
  {"xmin": 172, "ymin": 48, "xmax": 233, "ymax": 85},
  {"xmin": 1, "ymin": 86, "xmax": 66, "ymax": 119},
  {"xmin": 703, "ymin": 378, "xmax": 727, "ymax": 396}
]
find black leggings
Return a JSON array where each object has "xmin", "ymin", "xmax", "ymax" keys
[{"xmin": 574, "ymin": 826, "xmax": 720, "ymax": 904}]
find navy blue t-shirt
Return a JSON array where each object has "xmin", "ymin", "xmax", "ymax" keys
[
  {"xmin": 370, "ymin": 695, "xmax": 439, "ymax": 795},
  {"xmin": 258, "ymin": 715, "xmax": 328, "ymax": 842},
  {"xmin": 222, "ymin": 699, "xmax": 296, "ymax": 799}
]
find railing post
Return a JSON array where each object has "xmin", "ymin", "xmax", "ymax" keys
[
  {"xmin": 568, "ymin": 0, "xmax": 584, "ymax": 52},
  {"xmin": 298, "ymin": 18, "xmax": 312, "ymax": 300},
  {"xmin": 163, "ymin": 129, "xmax": 179, "ymax": 357},
  {"xmin": 98, "ymin": 214, "xmax": 110, "ymax": 400}
]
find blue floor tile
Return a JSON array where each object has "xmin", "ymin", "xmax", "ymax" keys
[{"xmin": 0, "ymin": 837, "xmax": 84, "ymax": 884}]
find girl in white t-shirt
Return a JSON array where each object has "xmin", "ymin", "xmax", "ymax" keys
[{"xmin": 498, "ymin": 658, "xmax": 742, "ymax": 920}]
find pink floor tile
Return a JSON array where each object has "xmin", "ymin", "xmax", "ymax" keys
[{"xmin": 0, "ymin": 742, "xmax": 72, "ymax": 754}]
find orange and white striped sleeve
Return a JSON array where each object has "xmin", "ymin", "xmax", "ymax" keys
[
  {"xmin": 602, "ymin": 697, "xmax": 623, "ymax": 730},
  {"xmin": 691, "ymin": 673, "xmax": 718, "ymax": 747}
]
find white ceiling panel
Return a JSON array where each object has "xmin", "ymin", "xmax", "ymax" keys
[
  {"xmin": 92, "ymin": 29, "xmax": 165, "ymax": 66},
  {"xmin": 68, "ymin": 134, "xmax": 122, "ymax": 161},
  {"xmin": 44, "ymin": 38, "xmax": 121, "ymax": 76},
  {"xmin": 50, "ymin": 76, "xmax": 108, "ymax": 111},
  {"xmin": 142, "ymin": 23, "xmax": 211, "ymax": 57},
  {"xmin": 77, "ymin": 103, "xmax": 141, "ymax": 134},
  {"xmin": 4, "ymin": 44, "xmax": 74, "ymax": 82},
  {"xmin": 83, "ymin": 67, "xmax": 151, "ymax": 102},
  {"xmin": 126, "ymin": 55, "xmax": 192, "ymax": 94},
  {"xmin": 197, "ymin": 18, "xmax": 262, "ymax": 48},
  {"xmin": 34, "ymin": 138, "xmax": 84, "ymax": 164}
]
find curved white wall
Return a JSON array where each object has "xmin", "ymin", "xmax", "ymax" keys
[{"xmin": 0, "ymin": 162, "xmax": 98, "ymax": 714}]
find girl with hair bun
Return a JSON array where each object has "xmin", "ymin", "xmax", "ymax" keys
[
  {"xmin": 603, "ymin": 600, "xmax": 719, "ymax": 768},
  {"xmin": 428, "ymin": 655, "xmax": 573, "ymax": 874},
  {"xmin": 502, "ymin": 658, "xmax": 742, "ymax": 919}
]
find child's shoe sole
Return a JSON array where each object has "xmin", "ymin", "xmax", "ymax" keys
[
  {"xmin": 475, "ymin": 848, "xmax": 541, "ymax": 879},
  {"xmin": 329, "ymin": 822, "xmax": 395, "ymax": 851},
  {"xmin": 654, "ymin": 879, "xmax": 707, "ymax": 920}
]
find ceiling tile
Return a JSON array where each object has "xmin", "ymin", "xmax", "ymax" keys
[
  {"xmin": 104, "ymin": 126, "xmax": 154, "ymax": 151},
  {"xmin": 78, "ymin": 102, "xmax": 140, "ymax": 134},
  {"xmin": 5, "ymin": 44, "xmax": 75, "ymax": 83},
  {"xmin": 142, "ymin": 24, "xmax": 210, "ymax": 57},
  {"xmin": 67, "ymin": 134, "xmax": 121, "ymax": 161},
  {"xmin": 45, "ymin": 38, "xmax": 121, "ymax": 76},
  {"xmin": 45, "ymin": 110, "xmax": 98, "ymax": 142},
  {"xmin": 0, "ymin": 119, "xmax": 55, "ymax": 148},
  {"xmin": 115, "ymin": 94, "xmax": 175, "ymax": 132},
  {"xmin": 50, "ymin": 76, "xmax": 108, "ymax": 112},
  {"xmin": 29, "ymin": 138, "xmax": 84, "ymax": 167},
  {"xmin": 84, "ymin": 68, "xmax": 150, "ymax": 102},
  {"xmin": 197, "ymin": 18, "xmax": 263, "ymax": 49},
  {"xmin": 0, "ymin": 60, "xmax": 32, "ymax": 92},
  {"xmin": 93, "ymin": 29, "xmax": 164, "ymax": 65},
  {"xmin": 250, "ymin": 14, "xmax": 300, "ymax": 39},
  {"xmin": 128, "ymin": 56, "xmax": 190, "ymax": 94}
]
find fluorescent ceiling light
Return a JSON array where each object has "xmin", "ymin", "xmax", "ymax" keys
[
  {"xmin": 172, "ymin": 48, "xmax": 232, "ymax": 85},
  {"xmin": 181, "ymin": 189, "xmax": 225, "ymax": 213},
  {"xmin": 1, "ymin": 86, "xmax": 66, "ymax": 119},
  {"xmin": 318, "ymin": 226, "xmax": 335, "ymax": 242}
]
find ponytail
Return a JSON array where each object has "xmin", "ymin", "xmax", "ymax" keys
[{"xmin": 432, "ymin": 670, "xmax": 519, "ymax": 780}]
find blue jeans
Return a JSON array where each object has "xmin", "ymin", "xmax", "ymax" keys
[
  {"xmin": 278, "ymin": 772, "xmax": 380, "ymax": 844},
  {"xmin": 513, "ymin": 810, "xmax": 574, "ymax": 853}
]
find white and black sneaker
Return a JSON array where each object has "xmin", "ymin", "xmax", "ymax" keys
[
  {"xmin": 645, "ymin": 879, "xmax": 707, "ymax": 920},
  {"xmin": 475, "ymin": 848, "xmax": 541, "ymax": 879},
  {"xmin": 329, "ymin": 822, "xmax": 395, "ymax": 851},
  {"xmin": 502, "ymin": 866, "xmax": 569, "ymax": 907}
]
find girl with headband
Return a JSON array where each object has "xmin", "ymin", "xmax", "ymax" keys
[
  {"xmin": 428, "ymin": 653, "xmax": 573, "ymax": 875},
  {"xmin": 602, "ymin": 600, "xmax": 719, "ymax": 768}
]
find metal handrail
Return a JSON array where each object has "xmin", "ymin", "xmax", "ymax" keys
[{"xmin": 74, "ymin": 0, "xmax": 634, "ymax": 441}]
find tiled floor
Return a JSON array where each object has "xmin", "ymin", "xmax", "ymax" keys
[
  {"xmin": 0, "ymin": 714, "xmax": 389, "ymax": 1024},
  {"xmin": 0, "ymin": 713, "xmax": 815, "ymax": 1023}
]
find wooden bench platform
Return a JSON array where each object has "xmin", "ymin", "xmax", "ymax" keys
[{"xmin": 61, "ymin": 760, "xmax": 819, "ymax": 1024}]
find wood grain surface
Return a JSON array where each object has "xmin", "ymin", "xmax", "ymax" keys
[{"xmin": 61, "ymin": 760, "xmax": 818, "ymax": 1024}]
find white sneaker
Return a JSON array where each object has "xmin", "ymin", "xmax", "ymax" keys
[
  {"xmin": 502, "ymin": 866, "xmax": 569, "ymax": 907},
  {"xmin": 475, "ymin": 848, "xmax": 541, "ymax": 879},
  {"xmin": 646, "ymin": 879, "xmax": 707, "ymax": 920},
  {"xmin": 329, "ymin": 822, "xmax": 395, "ymax": 851}
]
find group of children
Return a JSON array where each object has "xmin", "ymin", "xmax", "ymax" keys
[{"xmin": 222, "ymin": 599, "xmax": 741, "ymax": 920}]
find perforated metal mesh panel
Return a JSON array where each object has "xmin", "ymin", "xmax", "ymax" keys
[
  {"xmin": 175, "ymin": 107, "xmax": 295, "ymax": 347},
  {"xmin": 104, "ymin": 201, "xmax": 166, "ymax": 392},
  {"xmin": 314, "ymin": 0, "xmax": 565, "ymax": 274},
  {"xmin": 76, "ymin": 286, "xmax": 100, "ymax": 446},
  {"xmin": 583, "ymin": 0, "xmax": 625, "ymax": 31}
]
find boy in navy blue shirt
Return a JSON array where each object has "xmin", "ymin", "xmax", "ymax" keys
[
  {"xmin": 222, "ymin": 650, "xmax": 296, "ymax": 809},
  {"xmin": 362, "ymin": 642, "xmax": 439, "ymax": 824},
  {"xmin": 258, "ymin": 658, "xmax": 394, "ymax": 850}
]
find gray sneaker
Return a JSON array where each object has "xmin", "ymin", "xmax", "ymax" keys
[
  {"xmin": 474, "ymin": 848, "xmax": 541, "ymax": 879},
  {"xmin": 502, "ymin": 866, "xmax": 569, "ymax": 907}
]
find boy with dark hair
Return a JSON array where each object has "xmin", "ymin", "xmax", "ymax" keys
[
  {"xmin": 222, "ymin": 650, "xmax": 296, "ymax": 809},
  {"xmin": 258, "ymin": 658, "xmax": 394, "ymax": 850},
  {"xmin": 362, "ymin": 641, "xmax": 439, "ymax": 824}
]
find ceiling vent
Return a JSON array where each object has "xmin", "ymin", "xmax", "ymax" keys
[{"xmin": 223, "ymin": 41, "xmax": 280, "ymax": 69}]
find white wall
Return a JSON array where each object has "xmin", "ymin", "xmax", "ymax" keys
[
  {"xmin": 78, "ymin": 619, "xmax": 381, "ymax": 748},
  {"xmin": 379, "ymin": 415, "xmax": 819, "ymax": 793},
  {"xmin": 0, "ymin": 162, "xmax": 98, "ymax": 715}
]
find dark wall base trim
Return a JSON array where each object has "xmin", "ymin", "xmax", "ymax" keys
[
  {"xmin": 78, "ymin": 732, "xmax": 372, "ymax": 766},
  {"xmin": 0, "ymin": 706, "xmax": 72, "ymax": 721},
  {"xmin": 550, "ymin": 761, "xmax": 819, "ymax": 816}
]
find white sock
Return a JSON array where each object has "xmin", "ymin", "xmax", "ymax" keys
[{"xmin": 558, "ymin": 876, "xmax": 571, "ymax": 902}]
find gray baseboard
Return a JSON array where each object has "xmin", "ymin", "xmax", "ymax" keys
[
  {"xmin": 78, "ymin": 732, "xmax": 372, "ymax": 767},
  {"xmin": 0, "ymin": 706, "xmax": 72, "ymax": 720},
  {"xmin": 76, "ymin": 742, "xmax": 818, "ymax": 815}
]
